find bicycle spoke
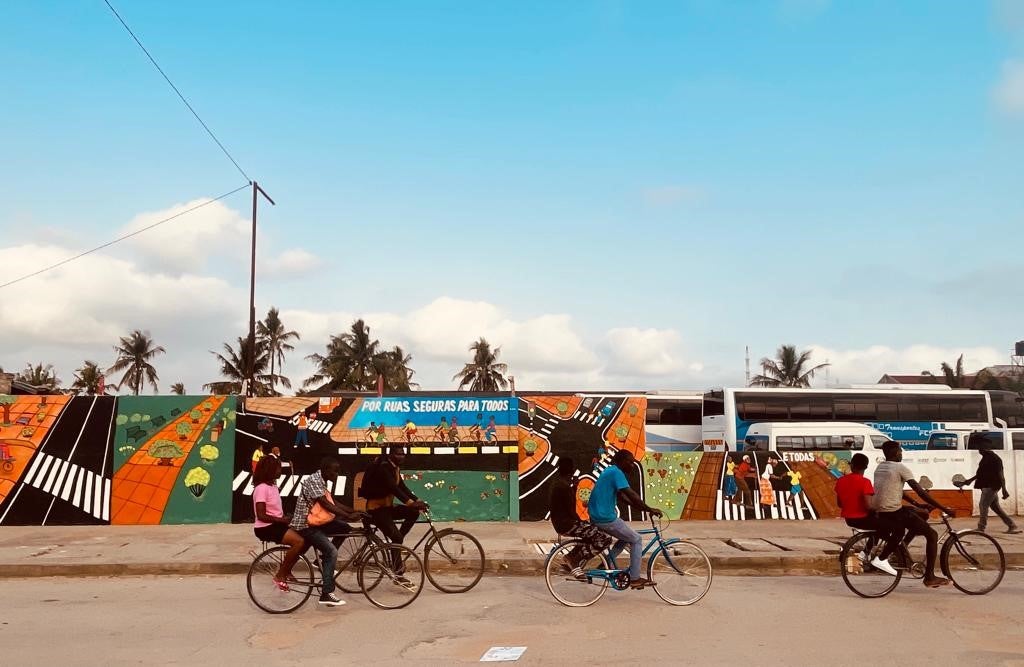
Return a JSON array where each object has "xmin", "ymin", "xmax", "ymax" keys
[
  {"xmin": 544, "ymin": 542, "xmax": 610, "ymax": 607},
  {"xmin": 943, "ymin": 531, "xmax": 1005, "ymax": 595},
  {"xmin": 839, "ymin": 532, "xmax": 901, "ymax": 598},
  {"xmin": 425, "ymin": 530, "xmax": 485, "ymax": 593}
]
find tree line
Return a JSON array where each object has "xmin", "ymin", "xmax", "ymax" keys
[{"xmin": 1, "ymin": 307, "xmax": 511, "ymax": 396}]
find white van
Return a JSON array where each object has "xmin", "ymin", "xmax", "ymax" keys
[
  {"xmin": 741, "ymin": 422, "xmax": 891, "ymax": 452},
  {"xmin": 927, "ymin": 428, "xmax": 1024, "ymax": 451}
]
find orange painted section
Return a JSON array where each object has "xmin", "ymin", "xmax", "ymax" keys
[
  {"xmin": 0, "ymin": 395, "xmax": 71, "ymax": 505},
  {"xmin": 111, "ymin": 396, "xmax": 226, "ymax": 525}
]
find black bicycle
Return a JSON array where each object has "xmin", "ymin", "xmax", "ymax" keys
[
  {"xmin": 839, "ymin": 510, "xmax": 1005, "ymax": 598},
  {"xmin": 336, "ymin": 510, "xmax": 485, "ymax": 594},
  {"xmin": 247, "ymin": 518, "xmax": 424, "ymax": 613}
]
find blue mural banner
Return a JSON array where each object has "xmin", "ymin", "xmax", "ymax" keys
[{"xmin": 347, "ymin": 397, "xmax": 519, "ymax": 429}]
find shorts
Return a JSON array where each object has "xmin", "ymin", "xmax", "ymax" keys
[
  {"xmin": 254, "ymin": 523, "xmax": 289, "ymax": 544},
  {"xmin": 790, "ymin": 484, "xmax": 802, "ymax": 495}
]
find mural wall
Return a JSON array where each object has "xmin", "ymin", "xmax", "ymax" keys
[{"xmin": 231, "ymin": 395, "xmax": 519, "ymax": 523}]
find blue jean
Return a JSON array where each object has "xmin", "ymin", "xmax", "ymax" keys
[
  {"xmin": 295, "ymin": 429, "xmax": 309, "ymax": 447},
  {"xmin": 595, "ymin": 518, "xmax": 643, "ymax": 579},
  {"xmin": 300, "ymin": 519, "xmax": 351, "ymax": 597}
]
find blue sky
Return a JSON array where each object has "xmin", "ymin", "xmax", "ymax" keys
[{"xmin": 2, "ymin": 1, "xmax": 1023, "ymax": 392}]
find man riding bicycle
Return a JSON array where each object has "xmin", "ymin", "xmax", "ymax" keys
[
  {"xmin": 874, "ymin": 440, "xmax": 953, "ymax": 588},
  {"xmin": 290, "ymin": 457, "xmax": 365, "ymax": 607},
  {"xmin": 360, "ymin": 445, "xmax": 429, "ymax": 583}
]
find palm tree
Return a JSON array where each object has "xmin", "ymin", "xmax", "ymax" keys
[
  {"xmin": 17, "ymin": 363, "xmax": 62, "ymax": 392},
  {"xmin": 170, "ymin": 382, "xmax": 186, "ymax": 395},
  {"xmin": 304, "ymin": 319, "xmax": 383, "ymax": 391},
  {"xmin": 921, "ymin": 355, "xmax": 993, "ymax": 389},
  {"xmin": 750, "ymin": 345, "xmax": 829, "ymax": 388},
  {"xmin": 108, "ymin": 330, "xmax": 165, "ymax": 395},
  {"xmin": 70, "ymin": 361, "xmax": 107, "ymax": 395},
  {"xmin": 257, "ymin": 307, "xmax": 300, "ymax": 394},
  {"xmin": 453, "ymin": 338, "xmax": 509, "ymax": 391},
  {"xmin": 375, "ymin": 345, "xmax": 418, "ymax": 391},
  {"xmin": 205, "ymin": 337, "xmax": 274, "ymax": 395}
]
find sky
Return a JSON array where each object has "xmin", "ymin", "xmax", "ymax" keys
[{"xmin": 2, "ymin": 0, "xmax": 1024, "ymax": 393}]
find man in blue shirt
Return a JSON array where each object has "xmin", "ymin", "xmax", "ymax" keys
[{"xmin": 587, "ymin": 449, "xmax": 663, "ymax": 589}]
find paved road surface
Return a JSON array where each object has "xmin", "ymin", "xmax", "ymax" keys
[{"xmin": 4, "ymin": 574, "xmax": 1024, "ymax": 665}]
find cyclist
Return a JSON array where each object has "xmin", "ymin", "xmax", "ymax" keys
[
  {"xmin": 548, "ymin": 456, "xmax": 612, "ymax": 579},
  {"xmin": 251, "ymin": 456, "xmax": 305, "ymax": 590},
  {"xmin": 435, "ymin": 416, "xmax": 449, "ymax": 441},
  {"xmin": 365, "ymin": 422, "xmax": 378, "ymax": 443},
  {"xmin": 402, "ymin": 418, "xmax": 418, "ymax": 443},
  {"xmin": 835, "ymin": 452, "xmax": 899, "ymax": 576},
  {"xmin": 290, "ymin": 457, "xmax": 364, "ymax": 607},
  {"xmin": 874, "ymin": 440, "xmax": 953, "ymax": 588},
  {"xmin": 587, "ymin": 449, "xmax": 663, "ymax": 590},
  {"xmin": 448, "ymin": 416, "xmax": 460, "ymax": 443},
  {"xmin": 484, "ymin": 415, "xmax": 498, "ymax": 442},
  {"xmin": 360, "ymin": 445, "xmax": 429, "ymax": 583}
]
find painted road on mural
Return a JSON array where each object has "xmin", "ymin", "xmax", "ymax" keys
[
  {"xmin": 0, "ymin": 396, "xmax": 115, "ymax": 526},
  {"xmin": 5, "ymin": 574, "xmax": 1024, "ymax": 665}
]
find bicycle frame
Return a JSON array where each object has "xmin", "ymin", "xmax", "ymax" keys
[{"xmin": 581, "ymin": 522, "xmax": 675, "ymax": 589}]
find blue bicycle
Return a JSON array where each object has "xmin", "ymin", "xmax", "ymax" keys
[{"xmin": 544, "ymin": 515, "xmax": 712, "ymax": 607}]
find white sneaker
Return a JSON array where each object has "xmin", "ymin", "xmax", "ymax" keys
[{"xmin": 870, "ymin": 557, "xmax": 898, "ymax": 576}]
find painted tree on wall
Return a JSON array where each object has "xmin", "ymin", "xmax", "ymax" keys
[
  {"xmin": 0, "ymin": 395, "xmax": 15, "ymax": 425},
  {"xmin": 150, "ymin": 440, "xmax": 183, "ymax": 466},
  {"xmin": 109, "ymin": 330, "xmax": 165, "ymax": 395}
]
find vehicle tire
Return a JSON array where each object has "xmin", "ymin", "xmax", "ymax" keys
[
  {"xmin": 424, "ymin": 529, "xmax": 485, "ymax": 593},
  {"xmin": 942, "ymin": 530, "xmax": 1005, "ymax": 595},
  {"xmin": 246, "ymin": 546, "xmax": 314, "ymax": 614},
  {"xmin": 544, "ymin": 541, "xmax": 611, "ymax": 608},
  {"xmin": 647, "ymin": 539, "xmax": 713, "ymax": 606},
  {"xmin": 334, "ymin": 533, "xmax": 368, "ymax": 594},
  {"xmin": 839, "ymin": 532, "xmax": 901, "ymax": 598},
  {"xmin": 357, "ymin": 543, "xmax": 424, "ymax": 610}
]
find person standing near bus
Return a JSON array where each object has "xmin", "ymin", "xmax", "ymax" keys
[{"xmin": 957, "ymin": 443, "xmax": 1022, "ymax": 535}]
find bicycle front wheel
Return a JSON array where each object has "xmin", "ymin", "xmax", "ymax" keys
[
  {"xmin": 246, "ymin": 546, "xmax": 315, "ymax": 614},
  {"xmin": 942, "ymin": 530, "xmax": 1005, "ymax": 595},
  {"xmin": 357, "ymin": 543, "xmax": 425, "ymax": 610},
  {"xmin": 647, "ymin": 540, "xmax": 712, "ymax": 606},
  {"xmin": 544, "ymin": 541, "xmax": 611, "ymax": 607},
  {"xmin": 425, "ymin": 529, "xmax": 485, "ymax": 593},
  {"xmin": 839, "ymin": 532, "xmax": 901, "ymax": 598},
  {"xmin": 335, "ymin": 533, "xmax": 368, "ymax": 594}
]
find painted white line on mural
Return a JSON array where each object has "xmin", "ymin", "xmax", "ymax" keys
[
  {"xmin": 24, "ymin": 453, "xmax": 47, "ymax": 488},
  {"xmin": 519, "ymin": 468, "xmax": 558, "ymax": 500},
  {"xmin": 102, "ymin": 478, "xmax": 111, "ymax": 522},
  {"xmin": 66, "ymin": 396, "xmax": 97, "ymax": 462},
  {"xmin": 279, "ymin": 476, "xmax": 299, "ymax": 496},
  {"xmin": 93, "ymin": 480, "xmax": 103, "ymax": 522},
  {"xmin": 82, "ymin": 472, "xmax": 93, "ymax": 515},
  {"xmin": 236, "ymin": 429, "xmax": 268, "ymax": 442},
  {"xmin": 482, "ymin": 446, "xmax": 499, "ymax": 454},
  {"xmin": 435, "ymin": 447, "xmax": 456, "ymax": 455},
  {"xmin": 34, "ymin": 456, "xmax": 56, "ymax": 492},
  {"xmin": 338, "ymin": 447, "xmax": 359, "ymax": 455},
  {"xmin": 73, "ymin": 468, "xmax": 85, "ymax": 509},
  {"xmin": 232, "ymin": 471, "xmax": 249, "ymax": 491},
  {"xmin": 44, "ymin": 459, "xmax": 67, "ymax": 495},
  {"xmin": 59, "ymin": 463, "xmax": 79, "ymax": 502}
]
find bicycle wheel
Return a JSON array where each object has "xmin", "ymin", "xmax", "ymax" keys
[
  {"xmin": 246, "ymin": 546, "xmax": 315, "ymax": 614},
  {"xmin": 839, "ymin": 532, "xmax": 901, "ymax": 599},
  {"xmin": 335, "ymin": 533, "xmax": 368, "ymax": 594},
  {"xmin": 357, "ymin": 543, "xmax": 425, "ymax": 610},
  {"xmin": 544, "ymin": 541, "xmax": 611, "ymax": 608},
  {"xmin": 942, "ymin": 530, "xmax": 1005, "ymax": 595},
  {"xmin": 424, "ymin": 529, "xmax": 485, "ymax": 593},
  {"xmin": 647, "ymin": 540, "xmax": 712, "ymax": 606}
]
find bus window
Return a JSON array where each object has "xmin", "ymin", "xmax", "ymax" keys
[
  {"xmin": 777, "ymin": 436, "xmax": 804, "ymax": 450},
  {"xmin": 645, "ymin": 408, "xmax": 661, "ymax": 424},
  {"xmin": 835, "ymin": 398, "xmax": 877, "ymax": 421},
  {"xmin": 897, "ymin": 401, "xmax": 920, "ymax": 420},
  {"xmin": 703, "ymin": 391, "xmax": 725, "ymax": 417},
  {"xmin": 812, "ymin": 436, "xmax": 831, "ymax": 449},
  {"xmin": 876, "ymin": 397, "xmax": 898, "ymax": 420},
  {"xmin": 1013, "ymin": 434, "xmax": 1024, "ymax": 451},
  {"xmin": 743, "ymin": 435, "xmax": 768, "ymax": 451},
  {"xmin": 869, "ymin": 435, "xmax": 887, "ymax": 449},
  {"xmin": 928, "ymin": 434, "xmax": 958, "ymax": 450},
  {"xmin": 968, "ymin": 432, "xmax": 1004, "ymax": 450}
]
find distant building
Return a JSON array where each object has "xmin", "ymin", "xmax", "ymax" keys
[
  {"xmin": 0, "ymin": 372, "xmax": 45, "ymax": 395},
  {"xmin": 878, "ymin": 365, "xmax": 1022, "ymax": 386}
]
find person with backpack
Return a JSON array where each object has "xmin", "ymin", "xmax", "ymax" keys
[{"xmin": 360, "ymin": 446, "xmax": 429, "ymax": 578}]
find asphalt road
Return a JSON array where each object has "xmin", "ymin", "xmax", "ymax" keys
[{"xmin": 5, "ymin": 573, "xmax": 1024, "ymax": 666}]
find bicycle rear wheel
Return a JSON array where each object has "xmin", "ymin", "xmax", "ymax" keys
[
  {"xmin": 941, "ymin": 530, "xmax": 1005, "ymax": 595},
  {"xmin": 839, "ymin": 532, "xmax": 901, "ymax": 598},
  {"xmin": 544, "ymin": 541, "xmax": 611, "ymax": 608},
  {"xmin": 647, "ymin": 540, "xmax": 712, "ymax": 606},
  {"xmin": 424, "ymin": 529, "xmax": 485, "ymax": 593},
  {"xmin": 247, "ymin": 546, "xmax": 315, "ymax": 614},
  {"xmin": 335, "ymin": 533, "xmax": 368, "ymax": 594},
  {"xmin": 357, "ymin": 543, "xmax": 425, "ymax": 610}
]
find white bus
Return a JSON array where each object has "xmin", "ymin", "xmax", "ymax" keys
[
  {"xmin": 702, "ymin": 386, "xmax": 993, "ymax": 451},
  {"xmin": 740, "ymin": 422, "xmax": 890, "ymax": 452},
  {"xmin": 644, "ymin": 391, "xmax": 703, "ymax": 450}
]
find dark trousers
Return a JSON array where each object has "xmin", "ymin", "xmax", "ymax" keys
[
  {"xmin": 979, "ymin": 488, "xmax": 1017, "ymax": 531},
  {"xmin": 369, "ymin": 505, "xmax": 420, "ymax": 571},
  {"xmin": 878, "ymin": 507, "xmax": 938, "ymax": 575}
]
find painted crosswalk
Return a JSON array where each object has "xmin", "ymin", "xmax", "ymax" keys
[
  {"xmin": 22, "ymin": 452, "xmax": 110, "ymax": 521},
  {"xmin": 715, "ymin": 489, "xmax": 817, "ymax": 521},
  {"xmin": 232, "ymin": 471, "xmax": 346, "ymax": 497},
  {"xmin": 289, "ymin": 416, "xmax": 333, "ymax": 434}
]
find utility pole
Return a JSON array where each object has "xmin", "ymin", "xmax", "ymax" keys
[
  {"xmin": 248, "ymin": 181, "xmax": 275, "ymax": 397},
  {"xmin": 745, "ymin": 346, "xmax": 751, "ymax": 387}
]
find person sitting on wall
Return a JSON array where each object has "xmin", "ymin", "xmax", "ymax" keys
[
  {"xmin": 359, "ymin": 445, "xmax": 429, "ymax": 582},
  {"xmin": 252, "ymin": 456, "xmax": 306, "ymax": 590},
  {"xmin": 586, "ymin": 449, "xmax": 663, "ymax": 590},
  {"xmin": 548, "ymin": 456, "xmax": 613, "ymax": 579},
  {"xmin": 835, "ymin": 452, "xmax": 900, "ymax": 576}
]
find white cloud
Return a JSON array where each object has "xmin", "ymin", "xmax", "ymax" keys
[
  {"xmin": 602, "ymin": 327, "xmax": 687, "ymax": 376},
  {"xmin": 806, "ymin": 344, "xmax": 1006, "ymax": 386},
  {"xmin": 993, "ymin": 60, "xmax": 1024, "ymax": 116},
  {"xmin": 641, "ymin": 185, "xmax": 705, "ymax": 208},
  {"xmin": 261, "ymin": 248, "xmax": 323, "ymax": 278}
]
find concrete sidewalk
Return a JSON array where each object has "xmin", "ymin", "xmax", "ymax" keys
[{"xmin": 2, "ymin": 519, "xmax": 1024, "ymax": 578}]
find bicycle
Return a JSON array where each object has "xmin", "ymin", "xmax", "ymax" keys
[
  {"xmin": 544, "ymin": 515, "xmax": 712, "ymax": 607},
  {"xmin": 839, "ymin": 510, "xmax": 1006, "ymax": 598},
  {"xmin": 338, "ymin": 510, "xmax": 485, "ymax": 593},
  {"xmin": 247, "ymin": 518, "xmax": 425, "ymax": 614}
]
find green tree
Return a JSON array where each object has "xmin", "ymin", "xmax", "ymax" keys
[
  {"xmin": 256, "ymin": 307, "xmax": 300, "ymax": 395},
  {"xmin": 70, "ymin": 361, "xmax": 106, "ymax": 395},
  {"xmin": 920, "ymin": 354, "xmax": 994, "ymax": 389},
  {"xmin": 204, "ymin": 337, "xmax": 275, "ymax": 396},
  {"xmin": 108, "ymin": 330, "xmax": 165, "ymax": 395},
  {"xmin": 374, "ymin": 346, "xmax": 418, "ymax": 391},
  {"xmin": 150, "ymin": 439, "xmax": 183, "ymax": 465},
  {"xmin": 16, "ymin": 363, "xmax": 61, "ymax": 392},
  {"xmin": 176, "ymin": 421, "xmax": 193, "ymax": 441},
  {"xmin": 170, "ymin": 382, "xmax": 186, "ymax": 395},
  {"xmin": 750, "ymin": 345, "xmax": 829, "ymax": 388},
  {"xmin": 189, "ymin": 409, "xmax": 202, "ymax": 424},
  {"xmin": 453, "ymin": 338, "xmax": 509, "ymax": 391}
]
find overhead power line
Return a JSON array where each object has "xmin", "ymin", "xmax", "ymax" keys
[
  {"xmin": 0, "ymin": 184, "xmax": 250, "ymax": 290},
  {"xmin": 102, "ymin": 0, "xmax": 251, "ymax": 183}
]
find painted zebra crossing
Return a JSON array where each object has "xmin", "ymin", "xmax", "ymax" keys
[
  {"xmin": 288, "ymin": 416, "xmax": 333, "ymax": 434},
  {"xmin": 572, "ymin": 410, "xmax": 609, "ymax": 428},
  {"xmin": 232, "ymin": 471, "xmax": 347, "ymax": 497},
  {"xmin": 22, "ymin": 452, "xmax": 110, "ymax": 521},
  {"xmin": 715, "ymin": 489, "xmax": 818, "ymax": 521}
]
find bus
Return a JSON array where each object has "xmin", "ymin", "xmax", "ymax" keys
[
  {"xmin": 701, "ymin": 386, "xmax": 993, "ymax": 451},
  {"xmin": 643, "ymin": 392, "xmax": 703, "ymax": 450},
  {"xmin": 741, "ymin": 422, "xmax": 890, "ymax": 452}
]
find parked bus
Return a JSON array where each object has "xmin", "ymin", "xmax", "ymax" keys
[
  {"xmin": 741, "ymin": 422, "xmax": 890, "ymax": 452},
  {"xmin": 702, "ymin": 386, "xmax": 993, "ymax": 451},
  {"xmin": 644, "ymin": 392, "xmax": 703, "ymax": 450}
]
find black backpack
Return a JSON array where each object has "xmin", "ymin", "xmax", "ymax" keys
[{"xmin": 359, "ymin": 458, "xmax": 390, "ymax": 499}]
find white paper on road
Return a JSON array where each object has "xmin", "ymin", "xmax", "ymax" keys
[{"xmin": 480, "ymin": 646, "xmax": 527, "ymax": 662}]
